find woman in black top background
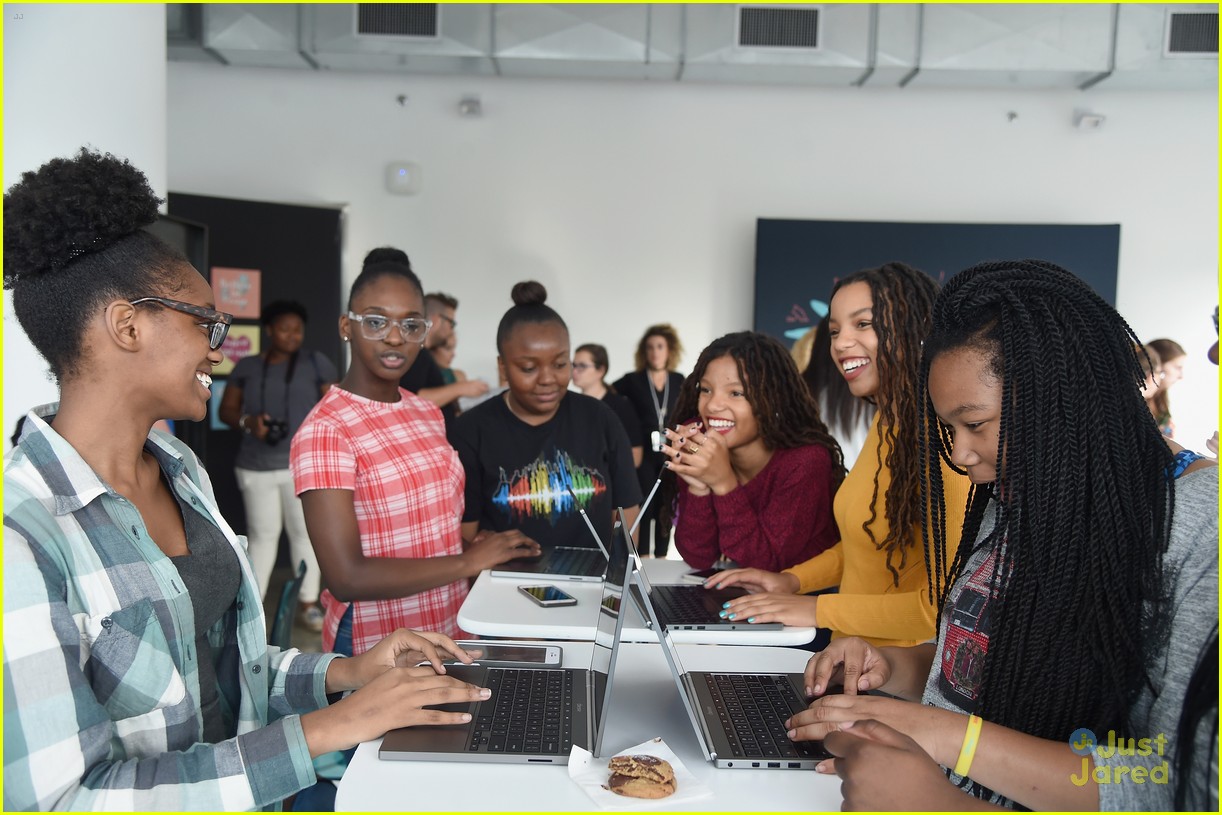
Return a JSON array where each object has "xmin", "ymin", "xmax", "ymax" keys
[{"xmin": 612, "ymin": 323, "xmax": 685, "ymax": 557}]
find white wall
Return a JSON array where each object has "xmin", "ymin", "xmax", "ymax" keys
[
  {"xmin": 166, "ymin": 63, "xmax": 1219, "ymax": 450},
  {"xmin": 3, "ymin": 4, "xmax": 168, "ymax": 440}
]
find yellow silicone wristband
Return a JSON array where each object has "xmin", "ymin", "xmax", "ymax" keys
[{"xmin": 953, "ymin": 714, "xmax": 984, "ymax": 778}]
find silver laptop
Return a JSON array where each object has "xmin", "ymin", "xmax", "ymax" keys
[
  {"xmin": 379, "ymin": 510, "xmax": 634, "ymax": 765},
  {"xmin": 629, "ymin": 580, "xmax": 784, "ymax": 632},
  {"xmin": 626, "ymin": 538, "xmax": 831, "ymax": 769},
  {"xmin": 489, "ymin": 487, "xmax": 612, "ymax": 582}
]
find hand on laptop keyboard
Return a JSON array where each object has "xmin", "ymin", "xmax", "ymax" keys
[{"xmin": 467, "ymin": 529, "xmax": 542, "ymax": 569}]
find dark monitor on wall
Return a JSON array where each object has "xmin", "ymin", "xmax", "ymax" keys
[{"xmin": 143, "ymin": 213, "xmax": 211, "ymax": 461}]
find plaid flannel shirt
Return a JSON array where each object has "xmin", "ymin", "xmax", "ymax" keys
[{"xmin": 4, "ymin": 407, "xmax": 341, "ymax": 811}]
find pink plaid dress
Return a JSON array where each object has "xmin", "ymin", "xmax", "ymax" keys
[{"xmin": 291, "ymin": 386, "xmax": 469, "ymax": 654}]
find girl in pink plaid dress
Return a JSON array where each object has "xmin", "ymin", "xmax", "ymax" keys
[{"xmin": 292, "ymin": 253, "xmax": 540, "ymax": 656}]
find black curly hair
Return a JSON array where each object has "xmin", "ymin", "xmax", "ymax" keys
[
  {"xmin": 349, "ymin": 246, "xmax": 423, "ymax": 309},
  {"xmin": 917, "ymin": 260, "xmax": 1174, "ymax": 784},
  {"xmin": 3, "ymin": 148, "xmax": 189, "ymax": 382},
  {"xmin": 659, "ymin": 331, "xmax": 847, "ymax": 528},
  {"xmin": 495, "ymin": 281, "xmax": 568, "ymax": 354},
  {"xmin": 831, "ymin": 262, "xmax": 940, "ymax": 585},
  {"xmin": 261, "ymin": 299, "xmax": 308, "ymax": 327}
]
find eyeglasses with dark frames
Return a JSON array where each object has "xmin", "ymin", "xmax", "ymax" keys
[
  {"xmin": 347, "ymin": 311, "xmax": 432, "ymax": 344},
  {"xmin": 130, "ymin": 296, "xmax": 233, "ymax": 350}
]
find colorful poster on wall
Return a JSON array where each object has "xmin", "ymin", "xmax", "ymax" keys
[
  {"xmin": 215, "ymin": 324, "xmax": 261, "ymax": 377},
  {"xmin": 212, "ymin": 267, "xmax": 261, "ymax": 318}
]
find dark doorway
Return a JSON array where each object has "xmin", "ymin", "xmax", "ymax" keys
[{"xmin": 167, "ymin": 192, "xmax": 344, "ymax": 538}]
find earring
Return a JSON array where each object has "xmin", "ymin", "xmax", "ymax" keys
[{"xmin": 342, "ymin": 336, "xmax": 350, "ymax": 342}]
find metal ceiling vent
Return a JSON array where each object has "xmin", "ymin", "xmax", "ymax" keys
[
  {"xmin": 737, "ymin": 5, "xmax": 821, "ymax": 49},
  {"xmin": 356, "ymin": 4, "xmax": 439, "ymax": 38},
  {"xmin": 1165, "ymin": 11, "xmax": 1218, "ymax": 56}
]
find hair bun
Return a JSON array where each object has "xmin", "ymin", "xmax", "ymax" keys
[
  {"xmin": 3, "ymin": 148, "xmax": 161, "ymax": 288},
  {"xmin": 511, "ymin": 280, "xmax": 548, "ymax": 307}
]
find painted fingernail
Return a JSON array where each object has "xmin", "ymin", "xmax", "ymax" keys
[
  {"xmin": 718, "ymin": 610, "xmax": 727, "ymax": 618},
  {"xmin": 747, "ymin": 617, "xmax": 756, "ymax": 623},
  {"xmin": 722, "ymin": 601, "xmax": 731, "ymax": 609},
  {"xmin": 727, "ymin": 613, "xmax": 737, "ymax": 620}
]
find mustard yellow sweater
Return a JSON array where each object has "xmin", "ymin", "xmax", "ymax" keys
[{"xmin": 782, "ymin": 416, "xmax": 971, "ymax": 648}]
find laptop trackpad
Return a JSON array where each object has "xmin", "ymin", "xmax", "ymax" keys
[{"xmin": 424, "ymin": 663, "xmax": 488, "ymax": 713}]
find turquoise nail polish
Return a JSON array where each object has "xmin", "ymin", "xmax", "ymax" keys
[
  {"xmin": 722, "ymin": 601, "xmax": 731, "ymax": 609},
  {"xmin": 727, "ymin": 613, "xmax": 736, "ymax": 620},
  {"xmin": 718, "ymin": 610, "xmax": 727, "ymax": 618},
  {"xmin": 748, "ymin": 617, "xmax": 756, "ymax": 623}
]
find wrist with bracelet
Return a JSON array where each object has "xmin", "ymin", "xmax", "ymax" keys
[{"xmin": 953, "ymin": 714, "xmax": 984, "ymax": 778}]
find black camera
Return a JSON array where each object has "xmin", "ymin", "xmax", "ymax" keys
[{"xmin": 264, "ymin": 418, "xmax": 289, "ymax": 446}]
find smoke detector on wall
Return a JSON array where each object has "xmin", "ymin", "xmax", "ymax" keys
[
  {"xmin": 385, "ymin": 162, "xmax": 422, "ymax": 195},
  {"xmin": 1074, "ymin": 110, "xmax": 1106, "ymax": 130}
]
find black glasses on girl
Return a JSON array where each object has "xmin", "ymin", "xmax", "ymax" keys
[{"xmin": 130, "ymin": 296, "xmax": 233, "ymax": 350}]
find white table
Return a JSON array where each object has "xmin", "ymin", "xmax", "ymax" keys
[
  {"xmin": 336, "ymin": 642, "xmax": 841, "ymax": 811},
  {"xmin": 458, "ymin": 559, "xmax": 816, "ymax": 647}
]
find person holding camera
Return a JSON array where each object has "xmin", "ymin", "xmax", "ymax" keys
[{"xmin": 220, "ymin": 300, "xmax": 337, "ymax": 631}]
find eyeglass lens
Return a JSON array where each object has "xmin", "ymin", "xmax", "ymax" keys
[{"xmin": 353, "ymin": 314, "xmax": 429, "ymax": 342}]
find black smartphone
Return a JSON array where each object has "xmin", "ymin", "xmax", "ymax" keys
[
  {"xmin": 682, "ymin": 567, "xmax": 723, "ymax": 584},
  {"xmin": 518, "ymin": 584, "xmax": 578, "ymax": 607}
]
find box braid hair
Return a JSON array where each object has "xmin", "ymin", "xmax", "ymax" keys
[
  {"xmin": 917, "ymin": 259, "xmax": 1174, "ymax": 755},
  {"xmin": 660, "ymin": 331, "xmax": 846, "ymax": 530},
  {"xmin": 831, "ymin": 262, "xmax": 940, "ymax": 585}
]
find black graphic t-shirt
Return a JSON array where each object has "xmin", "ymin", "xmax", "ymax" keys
[{"xmin": 448, "ymin": 392, "xmax": 643, "ymax": 549}]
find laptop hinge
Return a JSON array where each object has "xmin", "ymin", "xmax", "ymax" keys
[{"xmin": 682, "ymin": 672, "xmax": 718, "ymax": 761}]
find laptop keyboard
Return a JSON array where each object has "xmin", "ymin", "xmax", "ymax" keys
[
  {"xmin": 704, "ymin": 674, "xmax": 827, "ymax": 759},
  {"xmin": 653, "ymin": 585, "xmax": 715, "ymax": 624},
  {"xmin": 542, "ymin": 547, "xmax": 605, "ymax": 576},
  {"xmin": 467, "ymin": 668, "xmax": 574, "ymax": 754}
]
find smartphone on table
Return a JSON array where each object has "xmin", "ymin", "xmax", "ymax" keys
[
  {"xmin": 450, "ymin": 641, "xmax": 563, "ymax": 667},
  {"xmin": 518, "ymin": 584, "xmax": 578, "ymax": 607}
]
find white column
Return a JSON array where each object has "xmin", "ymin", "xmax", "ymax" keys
[{"xmin": 3, "ymin": 3, "xmax": 168, "ymax": 447}]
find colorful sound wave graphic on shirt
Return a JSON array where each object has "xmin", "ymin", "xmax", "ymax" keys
[{"xmin": 493, "ymin": 451, "xmax": 608, "ymax": 525}]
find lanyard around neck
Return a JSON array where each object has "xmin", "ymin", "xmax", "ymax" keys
[{"xmin": 648, "ymin": 372, "xmax": 670, "ymax": 430}]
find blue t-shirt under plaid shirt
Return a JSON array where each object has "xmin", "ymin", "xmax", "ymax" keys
[{"xmin": 3, "ymin": 407, "xmax": 341, "ymax": 810}]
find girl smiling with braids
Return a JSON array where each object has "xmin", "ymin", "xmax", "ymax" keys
[
  {"xmin": 788, "ymin": 260, "xmax": 1217, "ymax": 810},
  {"xmin": 661, "ymin": 331, "xmax": 845, "ymax": 573},
  {"xmin": 704, "ymin": 264, "xmax": 972, "ymax": 648}
]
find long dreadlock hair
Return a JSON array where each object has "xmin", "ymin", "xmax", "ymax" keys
[
  {"xmin": 832, "ymin": 262, "xmax": 940, "ymax": 585},
  {"xmin": 918, "ymin": 259, "xmax": 1173, "ymax": 752},
  {"xmin": 659, "ymin": 331, "xmax": 846, "ymax": 530}
]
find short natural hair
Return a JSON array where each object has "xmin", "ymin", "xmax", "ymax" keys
[{"xmin": 425, "ymin": 292, "xmax": 459, "ymax": 313}]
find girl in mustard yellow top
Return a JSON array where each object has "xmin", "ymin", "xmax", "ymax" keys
[{"xmin": 703, "ymin": 263, "xmax": 971, "ymax": 648}]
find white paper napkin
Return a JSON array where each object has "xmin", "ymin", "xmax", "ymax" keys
[{"xmin": 568, "ymin": 737, "xmax": 713, "ymax": 809}]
